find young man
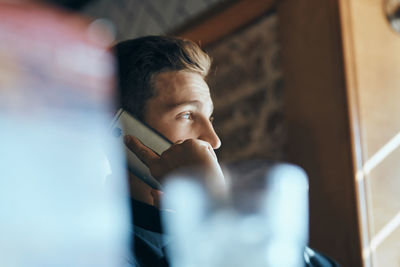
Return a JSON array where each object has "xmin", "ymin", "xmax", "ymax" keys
[
  {"xmin": 115, "ymin": 36, "xmax": 225, "ymax": 266},
  {"xmin": 115, "ymin": 36, "xmax": 339, "ymax": 267},
  {"xmin": 115, "ymin": 36, "xmax": 224, "ymax": 206}
]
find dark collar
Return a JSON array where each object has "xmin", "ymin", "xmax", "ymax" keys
[{"xmin": 130, "ymin": 198, "xmax": 164, "ymax": 233}]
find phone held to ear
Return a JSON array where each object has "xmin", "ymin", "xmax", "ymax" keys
[{"xmin": 110, "ymin": 109, "xmax": 172, "ymax": 190}]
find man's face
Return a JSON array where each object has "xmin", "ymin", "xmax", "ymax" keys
[{"xmin": 144, "ymin": 71, "xmax": 221, "ymax": 150}]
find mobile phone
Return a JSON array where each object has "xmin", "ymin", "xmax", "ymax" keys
[{"xmin": 110, "ymin": 109, "xmax": 172, "ymax": 190}]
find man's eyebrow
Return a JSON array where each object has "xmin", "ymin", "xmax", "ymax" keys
[
  {"xmin": 166, "ymin": 100, "xmax": 202, "ymax": 109},
  {"xmin": 166, "ymin": 100, "xmax": 214, "ymax": 114}
]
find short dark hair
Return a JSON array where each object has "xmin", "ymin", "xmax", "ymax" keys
[{"xmin": 114, "ymin": 36, "xmax": 211, "ymax": 120}]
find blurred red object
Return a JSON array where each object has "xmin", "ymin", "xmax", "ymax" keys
[{"xmin": 0, "ymin": 2, "xmax": 116, "ymax": 117}]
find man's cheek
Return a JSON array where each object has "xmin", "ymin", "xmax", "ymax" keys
[
  {"xmin": 166, "ymin": 126, "xmax": 193, "ymax": 143},
  {"xmin": 159, "ymin": 127, "xmax": 184, "ymax": 143},
  {"xmin": 149, "ymin": 120, "xmax": 178, "ymax": 141}
]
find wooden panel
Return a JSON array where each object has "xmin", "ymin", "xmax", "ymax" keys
[
  {"xmin": 171, "ymin": 0, "xmax": 276, "ymax": 46},
  {"xmin": 346, "ymin": 0, "xmax": 400, "ymax": 156},
  {"xmin": 369, "ymin": 147, "xmax": 400, "ymax": 237},
  {"xmin": 339, "ymin": 0, "xmax": 400, "ymax": 266},
  {"xmin": 277, "ymin": 0, "xmax": 362, "ymax": 266},
  {"xmin": 375, "ymin": 226, "xmax": 400, "ymax": 267}
]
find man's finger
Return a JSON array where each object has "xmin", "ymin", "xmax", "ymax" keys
[
  {"xmin": 191, "ymin": 139, "xmax": 218, "ymax": 159},
  {"xmin": 124, "ymin": 135, "xmax": 159, "ymax": 166}
]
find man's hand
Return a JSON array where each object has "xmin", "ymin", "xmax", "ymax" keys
[{"xmin": 124, "ymin": 135, "xmax": 223, "ymax": 182}]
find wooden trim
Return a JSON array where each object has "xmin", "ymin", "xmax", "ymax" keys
[
  {"xmin": 338, "ymin": 0, "xmax": 372, "ymax": 266},
  {"xmin": 277, "ymin": 0, "xmax": 363, "ymax": 266},
  {"xmin": 170, "ymin": 0, "xmax": 276, "ymax": 46}
]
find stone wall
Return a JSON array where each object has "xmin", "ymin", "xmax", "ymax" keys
[{"xmin": 206, "ymin": 14, "xmax": 286, "ymax": 162}]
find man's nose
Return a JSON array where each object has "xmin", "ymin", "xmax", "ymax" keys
[{"xmin": 199, "ymin": 120, "xmax": 221, "ymax": 149}]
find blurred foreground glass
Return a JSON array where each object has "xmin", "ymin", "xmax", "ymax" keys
[
  {"xmin": 162, "ymin": 161, "xmax": 309, "ymax": 267},
  {"xmin": 0, "ymin": 3, "xmax": 130, "ymax": 267}
]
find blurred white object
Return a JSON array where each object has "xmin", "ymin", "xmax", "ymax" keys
[
  {"xmin": 0, "ymin": 3, "xmax": 130, "ymax": 267},
  {"xmin": 162, "ymin": 162, "xmax": 308, "ymax": 267}
]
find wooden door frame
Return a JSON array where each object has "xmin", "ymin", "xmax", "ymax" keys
[{"xmin": 169, "ymin": 0, "xmax": 276, "ymax": 47}]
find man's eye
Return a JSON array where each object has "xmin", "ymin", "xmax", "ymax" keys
[{"xmin": 181, "ymin": 112, "xmax": 192, "ymax": 120}]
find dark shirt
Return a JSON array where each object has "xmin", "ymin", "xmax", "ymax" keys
[
  {"xmin": 129, "ymin": 199, "xmax": 170, "ymax": 267},
  {"xmin": 129, "ymin": 199, "xmax": 340, "ymax": 267}
]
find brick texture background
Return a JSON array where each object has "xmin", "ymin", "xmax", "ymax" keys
[{"xmin": 206, "ymin": 14, "xmax": 286, "ymax": 162}]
